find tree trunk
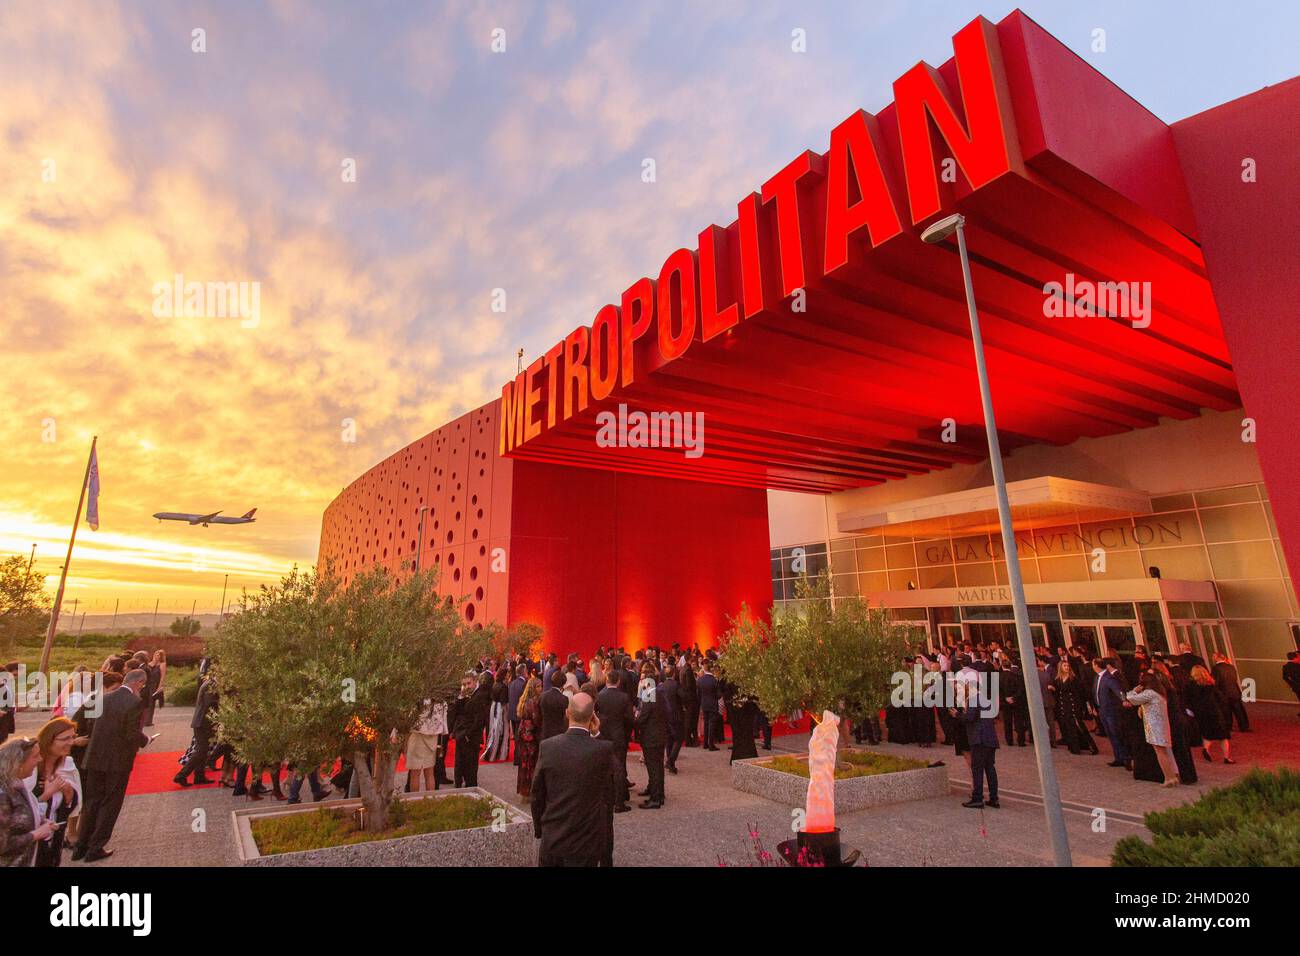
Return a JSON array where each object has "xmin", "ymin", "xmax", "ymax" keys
[{"xmin": 351, "ymin": 746, "xmax": 393, "ymax": 833}]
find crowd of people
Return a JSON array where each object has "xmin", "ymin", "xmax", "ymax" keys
[
  {"xmin": 875, "ymin": 640, "xmax": 1251, "ymax": 807},
  {"xmin": 0, "ymin": 631, "xmax": 1275, "ymax": 868},
  {"xmin": 0, "ymin": 648, "xmax": 170, "ymax": 867}
]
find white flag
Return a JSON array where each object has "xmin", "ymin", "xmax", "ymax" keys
[{"xmin": 86, "ymin": 445, "xmax": 100, "ymax": 530}]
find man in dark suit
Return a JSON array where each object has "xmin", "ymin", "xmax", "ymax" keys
[
  {"xmin": 999, "ymin": 658, "xmax": 1029, "ymax": 747},
  {"xmin": 1093, "ymin": 657, "xmax": 1131, "ymax": 767},
  {"xmin": 679, "ymin": 659, "xmax": 699, "ymax": 746},
  {"xmin": 595, "ymin": 676, "xmax": 633, "ymax": 812},
  {"xmin": 540, "ymin": 669, "xmax": 570, "ymax": 741},
  {"xmin": 173, "ymin": 674, "xmax": 218, "ymax": 786},
  {"xmin": 72, "ymin": 668, "xmax": 151, "ymax": 861},
  {"xmin": 1284, "ymin": 651, "xmax": 1300, "ymax": 717},
  {"xmin": 634, "ymin": 676, "xmax": 667, "ymax": 808},
  {"xmin": 697, "ymin": 663, "xmax": 722, "ymax": 751},
  {"xmin": 956, "ymin": 693, "xmax": 999, "ymax": 810},
  {"xmin": 660, "ymin": 666, "xmax": 685, "ymax": 774},
  {"xmin": 530, "ymin": 692, "xmax": 617, "ymax": 867},
  {"xmin": 452, "ymin": 673, "xmax": 492, "ymax": 787}
]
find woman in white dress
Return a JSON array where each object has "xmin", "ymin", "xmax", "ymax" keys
[{"xmin": 1125, "ymin": 670, "xmax": 1180, "ymax": 788}]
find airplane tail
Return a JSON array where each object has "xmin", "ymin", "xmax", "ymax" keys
[{"xmin": 242, "ymin": 508, "xmax": 257, "ymax": 519}]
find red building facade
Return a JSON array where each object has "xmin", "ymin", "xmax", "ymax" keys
[{"xmin": 320, "ymin": 11, "xmax": 1299, "ymax": 662}]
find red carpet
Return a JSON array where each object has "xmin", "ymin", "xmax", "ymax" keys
[{"xmin": 124, "ymin": 717, "xmax": 811, "ymax": 796}]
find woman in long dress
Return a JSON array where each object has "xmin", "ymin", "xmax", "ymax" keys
[
  {"xmin": 515, "ymin": 676, "xmax": 542, "ymax": 798},
  {"xmin": 1158, "ymin": 663, "xmax": 1198, "ymax": 784},
  {"xmin": 481, "ymin": 667, "xmax": 511, "ymax": 762},
  {"xmin": 1188, "ymin": 664, "xmax": 1234, "ymax": 764},
  {"xmin": 1050, "ymin": 662, "xmax": 1098, "ymax": 755},
  {"xmin": 1125, "ymin": 670, "xmax": 1180, "ymax": 787}
]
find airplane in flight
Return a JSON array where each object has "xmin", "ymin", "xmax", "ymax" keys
[{"xmin": 153, "ymin": 508, "xmax": 258, "ymax": 527}]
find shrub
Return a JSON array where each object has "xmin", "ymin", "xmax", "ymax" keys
[
  {"xmin": 169, "ymin": 672, "xmax": 200, "ymax": 707},
  {"xmin": 125, "ymin": 634, "xmax": 204, "ymax": 665},
  {"xmin": 761, "ymin": 749, "xmax": 929, "ymax": 780},
  {"xmin": 1112, "ymin": 768, "xmax": 1300, "ymax": 866}
]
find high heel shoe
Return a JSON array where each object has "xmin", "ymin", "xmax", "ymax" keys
[
  {"xmin": 1161, "ymin": 778, "xmax": 1179, "ymax": 788},
  {"xmin": 1201, "ymin": 748, "xmax": 1212, "ymax": 762}
]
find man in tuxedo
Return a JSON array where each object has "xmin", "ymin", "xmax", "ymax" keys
[
  {"xmin": 633, "ymin": 676, "xmax": 667, "ymax": 808},
  {"xmin": 530, "ymin": 692, "xmax": 617, "ymax": 867},
  {"xmin": 540, "ymin": 669, "xmax": 570, "ymax": 741},
  {"xmin": 697, "ymin": 662, "xmax": 721, "ymax": 751},
  {"xmin": 452, "ymin": 673, "xmax": 492, "ymax": 787},
  {"xmin": 72, "ymin": 668, "xmax": 152, "ymax": 862},
  {"xmin": 999, "ymin": 657, "xmax": 1029, "ymax": 746},
  {"xmin": 173, "ymin": 674, "xmax": 218, "ymax": 786},
  {"xmin": 1093, "ymin": 657, "xmax": 1131, "ymax": 767},
  {"xmin": 660, "ymin": 666, "xmax": 685, "ymax": 774},
  {"xmin": 595, "ymin": 673, "xmax": 633, "ymax": 812},
  {"xmin": 679, "ymin": 659, "xmax": 699, "ymax": 746}
]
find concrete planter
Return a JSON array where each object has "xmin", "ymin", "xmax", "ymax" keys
[
  {"xmin": 233, "ymin": 787, "xmax": 535, "ymax": 867},
  {"xmin": 732, "ymin": 750, "xmax": 948, "ymax": 812}
]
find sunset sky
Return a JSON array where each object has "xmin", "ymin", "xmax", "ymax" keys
[{"xmin": 3, "ymin": 0, "xmax": 1296, "ymax": 620}]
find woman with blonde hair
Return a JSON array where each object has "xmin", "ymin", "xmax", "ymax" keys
[
  {"xmin": 1125, "ymin": 670, "xmax": 1180, "ymax": 787},
  {"xmin": 0, "ymin": 738, "xmax": 58, "ymax": 866},
  {"xmin": 1188, "ymin": 664, "xmax": 1234, "ymax": 764},
  {"xmin": 515, "ymin": 676, "xmax": 542, "ymax": 798}
]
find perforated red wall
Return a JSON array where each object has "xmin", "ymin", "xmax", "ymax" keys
[{"xmin": 319, "ymin": 399, "xmax": 771, "ymax": 657}]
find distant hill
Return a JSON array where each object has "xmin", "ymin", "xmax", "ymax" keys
[{"xmin": 57, "ymin": 612, "xmax": 227, "ymax": 635}]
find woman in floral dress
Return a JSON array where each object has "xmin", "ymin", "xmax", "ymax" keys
[{"xmin": 515, "ymin": 675, "xmax": 542, "ymax": 798}]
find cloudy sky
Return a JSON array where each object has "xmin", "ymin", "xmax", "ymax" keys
[{"xmin": 2, "ymin": 0, "xmax": 1295, "ymax": 619}]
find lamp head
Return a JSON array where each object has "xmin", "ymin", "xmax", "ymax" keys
[{"xmin": 920, "ymin": 213, "xmax": 964, "ymax": 244}]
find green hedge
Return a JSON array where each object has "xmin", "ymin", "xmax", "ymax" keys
[
  {"xmin": 168, "ymin": 672, "xmax": 200, "ymax": 708},
  {"xmin": 1112, "ymin": 768, "xmax": 1300, "ymax": 866}
]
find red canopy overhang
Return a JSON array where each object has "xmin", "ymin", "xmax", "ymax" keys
[{"xmin": 498, "ymin": 10, "xmax": 1238, "ymax": 493}]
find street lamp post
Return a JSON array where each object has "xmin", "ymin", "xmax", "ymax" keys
[{"xmin": 921, "ymin": 212, "xmax": 1073, "ymax": 867}]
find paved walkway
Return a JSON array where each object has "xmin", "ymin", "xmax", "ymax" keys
[{"xmin": 14, "ymin": 702, "xmax": 1297, "ymax": 867}]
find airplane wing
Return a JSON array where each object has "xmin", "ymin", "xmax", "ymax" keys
[{"xmin": 190, "ymin": 511, "xmax": 222, "ymax": 525}]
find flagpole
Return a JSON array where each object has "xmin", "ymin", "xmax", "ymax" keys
[{"xmin": 39, "ymin": 436, "xmax": 96, "ymax": 674}]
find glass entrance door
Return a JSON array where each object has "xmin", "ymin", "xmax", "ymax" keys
[
  {"xmin": 1066, "ymin": 621, "xmax": 1137, "ymax": 658},
  {"xmin": 1172, "ymin": 620, "xmax": 1232, "ymax": 662}
]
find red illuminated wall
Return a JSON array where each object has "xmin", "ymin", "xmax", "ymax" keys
[
  {"xmin": 319, "ymin": 400, "xmax": 771, "ymax": 659},
  {"xmin": 507, "ymin": 461, "xmax": 771, "ymax": 656},
  {"xmin": 1172, "ymin": 77, "xmax": 1300, "ymax": 590}
]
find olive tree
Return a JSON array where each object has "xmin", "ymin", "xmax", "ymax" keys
[
  {"xmin": 209, "ymin": 563, "xmax": 488, "ymax": 832},
  {"xmin": 719, "ymin": 572, "xmax": 905, "ymax": 733}
]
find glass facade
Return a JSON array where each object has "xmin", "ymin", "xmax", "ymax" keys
[{"xmin": 771, "ymin": 482, "xmax": 1298, "ymax": 700}]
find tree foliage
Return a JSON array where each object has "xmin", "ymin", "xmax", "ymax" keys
[
  {"xmin": 208, "ymin": 563, "xmax": 489, "ymax": 831},
  {"xmin": 482, "ymin": 620, "xmax": 544, "ymax": 661},
  {"xmin": 169, "ymin": 615, "xmax": 202, "ymax": 637},
  {"xmin": 719, "ymin": 572, "xmax": 906, "ymax": 724},
  {"xmin": 0, "ymin": 554, "xmax": 51, "ymax": 655}
]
